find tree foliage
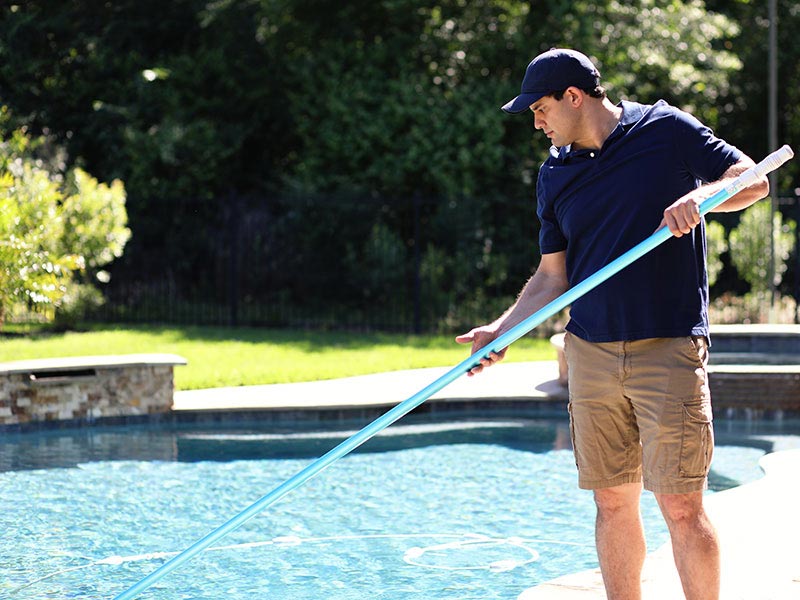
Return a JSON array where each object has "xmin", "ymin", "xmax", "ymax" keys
[
  {"xmin": 706, "ymin": 0, "xmax": 800, "ymax": 190},
  {"xmin": 0, "ymin": 127, "xmax": 130, "ymax": 327},
  {"xmin": 0, "ymin": 0, "xmax": 758, "ymax": 201},
  {"xmin": 705, "ymin": 219, "xmax": 727, "ymax": 288},
  {"xmin": 0, "ymin": 1, "xmax": 797, "ymax": 329}
]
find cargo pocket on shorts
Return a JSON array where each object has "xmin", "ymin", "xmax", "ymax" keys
[{"xmin": 679, "ymin": 398, "xmax": 714, "ymax": 478}]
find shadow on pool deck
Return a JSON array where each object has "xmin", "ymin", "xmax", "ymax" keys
[{"xmin": 174, "ymin": 361, "xmax": 800, "ymax": 600}]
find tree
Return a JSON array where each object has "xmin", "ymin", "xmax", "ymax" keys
[
  {"xmin": 0, "ymin": 0, "xmax": 748, "ymax": 201},
  {"xmin": 706, "ymin": 219, "xmax": 727, "ymax": 288},
  {"xmin": 0, "ymin": 1, "xmax": 780, "ymax": 330}
]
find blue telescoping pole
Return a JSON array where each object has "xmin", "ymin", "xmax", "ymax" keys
[{"xmin": 113, "ymin": 146, "xmax": 793, "ymax": 600}]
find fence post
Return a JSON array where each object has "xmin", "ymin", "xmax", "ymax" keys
[
  {"xmin": 227, "ymin": 191, "xmax": 240, "ymax": 327},
  {"xmin": 413, "ymin": 193, "xmax": 422, "ymax": 333},
  {"xmin": 795, "ymin": 195, "xmax": 800, "ymax": 324}
]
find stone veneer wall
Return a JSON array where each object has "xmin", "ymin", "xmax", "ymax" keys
[{"xmin": 0, "ymin": 355, "xmax": 186, "ymax": 427}]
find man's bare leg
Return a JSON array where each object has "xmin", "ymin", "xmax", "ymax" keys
[
  {"xmin": 655, "ymin": 491, "xmax": 720, "ymax": 600},
  {"xmin": 594, "ymin": 482, "xmax": 646, "ymax": 600}
]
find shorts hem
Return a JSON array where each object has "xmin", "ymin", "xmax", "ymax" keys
[
  {"xmin": 644, "ymin": 478, "xmax": 708, "ymax": 494},
  {"xmin": 578, "ymin": 473, "xmax": 641, "ymax": 490}
]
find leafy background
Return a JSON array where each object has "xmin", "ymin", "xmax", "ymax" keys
[{"xmin": 0, "ymin": 0, "xmax": 797, "ymax": 330}]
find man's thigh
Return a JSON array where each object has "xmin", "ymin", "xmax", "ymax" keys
[
  {"xmin": 625, "ymin": 336, "xmax": 713, "ymax": 494},
  {"xmin": 565, "ymin": 333, "xmax": 642, "ymax": 490}
]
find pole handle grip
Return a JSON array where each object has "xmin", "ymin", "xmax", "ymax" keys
[
  {"xmin": 754, "ymin": 144, "xmax": 794, "ymax": 177},
  {"xmin": 717, "ymin": 145, "xmax": 794, "ymax": 203}
]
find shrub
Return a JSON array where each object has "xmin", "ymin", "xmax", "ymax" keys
[
  {"xmin": 0, "ymin": 127, "xmax": 130, "ymax": 329},
  {"xmin": 728, "ymin": 199, "xmax": 796, "ymax": 294}
]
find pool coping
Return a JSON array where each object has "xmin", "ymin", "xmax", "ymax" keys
[
  {"xmin": 0, "ymin": 353, "xmax": 188, "ymax": 374},
  {"xmin": 172, "ymin": 361, "xmax": 568, "ymax": 413},
  {"xmin": 171, "ymin": 359, "xmax": 798, "ymax": 417}
]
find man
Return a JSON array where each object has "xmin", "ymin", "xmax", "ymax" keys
[{"xmin": 456, "ymin": 48, "xmax": 768, "ymax": 600}]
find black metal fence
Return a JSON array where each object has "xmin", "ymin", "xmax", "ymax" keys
[
  {"xmin": 88, "ymin": 192, "xmax": 800, "ymax": 331},
  {"xmin": 91, "ymin": 193, "xmax": 543, "ymax": 333}
]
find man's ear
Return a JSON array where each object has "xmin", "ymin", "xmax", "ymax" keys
[{"xmin": 564, "ymin": 87, "xmax": 584, "ymax": 107}]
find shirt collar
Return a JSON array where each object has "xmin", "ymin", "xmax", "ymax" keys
[
  {"xmin": 618, "ymin": 99, "xmax": 645, "ymax": 128},
  {"xmin": 550, "ymin": 100, "xmax": 645, "ymax": 162}
]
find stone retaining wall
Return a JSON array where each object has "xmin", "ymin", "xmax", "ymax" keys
[{"xmin": 0, "ymin": 354, "xmax": 186, "ymax": 428}]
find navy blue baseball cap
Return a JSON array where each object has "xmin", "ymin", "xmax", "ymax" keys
[{"xmin": 501, "ymin": 48, "xmax": 601, "ymax": 114}]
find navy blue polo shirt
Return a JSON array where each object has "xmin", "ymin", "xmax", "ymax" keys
[{"xmin": 536, "ymin": 100, "xmax": 742, "ymax": 342}]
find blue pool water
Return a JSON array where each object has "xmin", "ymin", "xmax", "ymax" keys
[{"xmin": 1, "ymin": 417, "xmax": 795, "ymax": 599}]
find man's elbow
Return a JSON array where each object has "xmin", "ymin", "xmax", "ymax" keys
[
  {"xmin": 757, "ymin": 173, "xmax": 770, "ymax": 200},
  {"xmin": 736, "ymin": 157, "xmax": 770, "ymax": 202}
]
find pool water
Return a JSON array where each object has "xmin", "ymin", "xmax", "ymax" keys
[{"xmin": 1, "ymin": 417, "xmax": 794, "ymax": 600}]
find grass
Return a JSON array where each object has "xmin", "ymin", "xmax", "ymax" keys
[{"xmin": 0, "ymin": 324, "xmax": 556, "ymax": 390}]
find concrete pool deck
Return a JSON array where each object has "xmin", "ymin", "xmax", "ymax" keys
[
  {"xmin": 173, "ymin": 360, "xmax": 800, "ymax": 599},
  {"xmin": 518, "ymin": 448, "xmax": 800, "ymax": 600},
  {"xmin": 173, "ymin": 360, "xmax": 569, "ymax": 413}
]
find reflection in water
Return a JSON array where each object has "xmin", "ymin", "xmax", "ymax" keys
[{"xmin": 2, "ymin": 416, "xmax": 799, "ymax": 483}]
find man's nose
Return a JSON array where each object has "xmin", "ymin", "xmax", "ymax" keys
[{"xmin": 533, "ymin": 114, "xmax": 544, "ymax": 130}]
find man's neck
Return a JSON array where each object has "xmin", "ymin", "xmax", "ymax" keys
[{"xmin": 572, "ymin": 98, "xmax": 623, "ymax": 151}]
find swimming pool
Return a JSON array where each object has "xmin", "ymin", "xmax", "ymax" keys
[{"xmin": 1, "ymin": 417, "xmax": 795, "ymax": 599}]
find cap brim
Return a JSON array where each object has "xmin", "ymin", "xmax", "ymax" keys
[{"xmin": 500, "ymin": 92, "xmax": 546, "ymax": 114}]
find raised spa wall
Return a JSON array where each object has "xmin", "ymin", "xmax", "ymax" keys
[
  {"xmin": 0, "ymin": 354, "xmax": 187, "ymax": 428},
  {"xmin": 551, "ymin": 324, "xmax": 800, "ymax": 412}
]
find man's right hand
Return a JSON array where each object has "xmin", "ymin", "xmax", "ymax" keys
[
  {"xmin": 454, "ymin": 252, "xmax": 568, "ymax": 377},
  {"xmin": 455, "ymin": 327, "xmax": 507, "ymax": 376}
]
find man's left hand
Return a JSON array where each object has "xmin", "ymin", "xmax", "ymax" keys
[{"xmin": 659, "ymin": 194, "xmax": 703, "ymax": 237}]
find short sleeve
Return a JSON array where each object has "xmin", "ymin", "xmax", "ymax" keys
[
  {"xmin": 536, "ymin": 166, "xmax": 568, "ymax": 254},
  {"xmin": 671, "ymin": 109, "xmax": 743, "ymax": 183}
]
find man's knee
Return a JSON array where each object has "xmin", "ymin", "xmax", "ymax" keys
[
  {"xmin": 594, "ymin": 482, "xmax": 642, "ymax": 516},
  {"xmin": 655, "ymin": 491, "xmax": 706, "ymax": 526}
]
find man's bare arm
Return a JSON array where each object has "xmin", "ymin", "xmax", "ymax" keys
[
  {"xmin": 660, "ymin": 157, "xmax": 770, "ymax": 237},
  {"xmin": 455, "ymin": 251, "xmax": 569, "ymax": 376}
]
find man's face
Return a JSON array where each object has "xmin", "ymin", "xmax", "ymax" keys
[{"xmin": 529, "ymin": 95, "xmax": 577, "ymax": 148}]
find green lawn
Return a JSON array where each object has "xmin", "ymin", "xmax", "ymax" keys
[{"xmin": 0, "ymin": 324, "xmax": 556, "ymax": 390}]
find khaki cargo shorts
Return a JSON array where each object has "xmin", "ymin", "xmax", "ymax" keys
[{"xmin": 564, "ymin": 332, "xmax": 714, "ymax": 494}]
